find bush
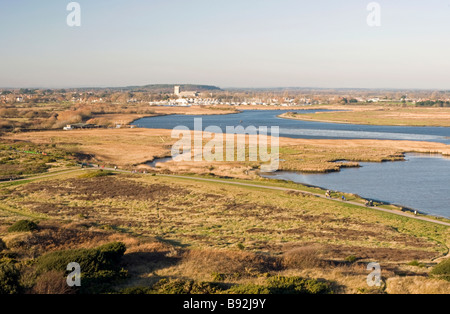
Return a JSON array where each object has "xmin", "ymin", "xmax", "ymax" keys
[
  {"xmin": 36, "ymin": 242, "xmax": 127, "ymax": 293},
  {"xmin": 120, "ymin": 286, "xmax": 153, "ymax": 294},
  {"xmin": 97, "ymin": 242, "xmax": 127, "ymax": 268},
  {"xmin": 78, "ymin": 170, "xmax": 114, "ymax": 178},
  {"xmin": 36, "ymin": 242, "xmax": 126, "ymax": 275},
  {"xmin": 227, "ymin": 284, "xmax": 270, "ymax": 294},
  {"xmin": 407, "ymin": 260, "xmax": 426, "ymax": 268},
  {"xmin": 226, "ymin": 276, "xmax": 332, "ymax": 295},
  {"xmin": 211, "ymin": 272, "xmax": 226, "ymax": 282},
  {"xmin": 37, "ymin": 248, "xmax": 98, "ymax": 275},
  {"xmin": 149, "ymin": 276, "xmax": 331, "ymax": 295},
  {"xmin": 0, "ymin": 263, "xmax": 21, "ymax": 294},
  {"xmin": 345, "ymin": 255, "xmax": 358, "ymax": 263},
  {"xmin": 8, "ymin": 220, "xmax": 38, "ymax": 233},
  {"xmin": 266, "ymin": 276, "xmax": 331, "ymax": 294},
  {"xmin": 152, "ymin": 279, "xmax": 222, "ymax": 294},
  {"xmin": 430, "ymin": 258, "xmax": 450, "ymax": 281},
  {"xmin": 32, "ymin": 270, "xmax": 74, "ymax": 294},
  {"xmin": 0, "ymin": 239, "xmax": 6, "ymax": 252}
]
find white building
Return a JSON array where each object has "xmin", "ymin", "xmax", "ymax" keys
[{"xmin": 175, "ymin": 98, "xmax": 189, "ymax": 106}]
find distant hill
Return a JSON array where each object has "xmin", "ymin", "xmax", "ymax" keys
[{"xmin": 121, "ymin": 84, "xmax": 222, "ymax": 93}]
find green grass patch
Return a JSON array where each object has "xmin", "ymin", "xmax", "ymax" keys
[
  {"xmin": 430, "ymin": 258, "xmax": 450, "ymax": 281},
  {"xmin": 7, "ymin": 220, "xmax": 38, "ymax": 232},
  {"xmin": 407, "ymin": 260, "xmax": 426, "ymax": 268},
  {"xmin": 78, "ymin": 170, "xmax": 115, "ymax": 178}
]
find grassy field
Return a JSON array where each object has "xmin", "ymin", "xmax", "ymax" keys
[
  {"xmin": 281, "ymin": 107, "xmax": 450, "ymax": 127},
  {"xmin": 2, "ymin": 120, "xmax": 450, "ymax": 294},
  {"xmin": 0, "ymin": 170, "xmax": 449, "ymax": 294},
  {"xmin": 0, "ymin": 140, "xmax": 78, "ymax": 180}
]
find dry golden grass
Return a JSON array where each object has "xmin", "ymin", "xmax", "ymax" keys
[
  {"xmin": 282, "ymin": 106, "xmax": 450, "ymax": 127},
  {"xmin": 0, "ymin": 204, "xmax": 447, "ymax": 294},
  {"xmin": 282, "ymin": 245, "xmax": 326, "ymax": 269},
  {"xmin": 386, "ymin": 276, "xmax": 450, "ymax": 294},
  {"xmin": 278, "ymin": 138, "xmax": 450, "ymax": 172},
  {"xmin": 4, "ymin": 173, "xmax": 447, "ymax": 258},
  {"xmin": 6, "ymin": 128, "xmax": 175, "ymax": 167},
  {"xmin": 6, "ymin": 128, "xmax": 450, "ymax": 175}
]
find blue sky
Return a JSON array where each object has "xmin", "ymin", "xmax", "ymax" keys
[{"xmin": 1, "ymin": 0, "xmax": 450, "ymax": 89}]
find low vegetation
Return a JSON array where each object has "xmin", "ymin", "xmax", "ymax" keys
[
  {"xmin": 148, "ymin": 275, "xmax": 331, "ymax": 295},
  {"xmin": 35, "ymin": 242, "xmax": 127, "ymax": 293},
  {"xmin": 0, "ymin": 263, "xmax": 21, "ymax": 294},
  {"xmin": 0, "ymin": 171, "xmax": 448, "ymax": 294},
  {"xmin": 281, "ymin": 107, "xmax": 450, "ymax": 127},
  {"xmin": 78, "ymin": 170, "xmax": 114, "ymax": 178},
  {"xmin": 0, "ymin": 141, "xmax": 76, "ymax": 180},
  {"xmin": 6, "ymin": 128, "xmax": 450, "ymax": 175},
  {"xmin": 7, "ymin": 220, "xmax": 38, "ymax": 233},
  {"xmin": 1, "ymin": 102, "xmax": 450, "ymax": 294},
  {"xmin": 430, "ymin": 258, "xmax": 450, "ymax": 281}
]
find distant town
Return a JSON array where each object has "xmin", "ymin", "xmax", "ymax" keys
[
  {"xmin": 2, "ymin": 85, "xmax": 450, "ymax": 108},
  {"xmin": 2, "ymin": 84, "xmax": 450, "ymax": 134}
]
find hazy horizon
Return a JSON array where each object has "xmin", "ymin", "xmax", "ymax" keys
[
  {"xmin": 1, "ymin": 0, "xmax": 450, "ymax": 89},
  {"xmin": 1, "ymin": 83, "xmax": 449, "ymax": 92}
]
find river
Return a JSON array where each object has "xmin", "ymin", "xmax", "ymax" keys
[
  {"xmin": 134, "ymin": 109, "xmax": 450, "ymax": 217},
  {"xmin": 134, "ymin": 109, "xmax": 450, "ymax": 144}
]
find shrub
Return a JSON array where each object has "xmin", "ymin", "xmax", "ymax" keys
[
  {"xmin": 227, "ymin": 284, "xmax": 270, "ymax": 294},
  {"xmin": 266, "ymin": 276, "xmax": 331, "ymax": 294},
  {"xmin": 8, "ymin": 220, "xmax": 38, "ymax": 233},
  {"xmin": 37, "ymin": 247, "xmax": 99, "ymax": 275},
  {"xmin": 152, "ymin": 279, "xmax": 222, "ymax": 294},
  {"xmin": 120, "ymin": 286, "xmax": 153, "ymax": 294},
  {"xmin": 97, "ymin": 242, "xmax": 127, "ymax": 268},
  {"xmin": 0, "ymin": 239, "xmax": 6, "ymax": 252},
  {"xmin": 407, "ymin": 260, "xmax": 426, "ymax": 268},
  {"xmin": 32, "ymin": 270, "xmax": 74, "ymax": 294},
  {"xmin": 35, "ymin": 242, "xmax": 127, "ymax": 293},
  {"xmin": 78, "ymin": 170, "xmax": 114, "ymax": 178},
  {"xmin": 226, "ymin": 276, "xmax": 332, "ymax": 295},
  {"xmin": 0, "ymin": 263, "xmax": 21, "ymax": 294},
  {"xmin": 36, "ymin": 242, "xmax": 126, "ymax": 275},
  {"xmin": 430, "ymin": 258, "xmax": 450, "ymax": 281},
  {"xmin": 345, "ymin": 255, "xmax": 358, "ymax": 263},
  {"xmin": 211, "ymin": 272, "xmax": 227, "ymax": 282},
  {"xmin": 81, "ymin": 269, "xmax": 128, "ymax": 293}
]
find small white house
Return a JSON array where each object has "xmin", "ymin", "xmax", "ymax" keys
[{"xmin": 175, "ymin": 98, "xmax": 189, "ymax": 106}]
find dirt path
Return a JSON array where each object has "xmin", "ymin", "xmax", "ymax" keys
[{"xmin": 0, "ymin": 168, "xmax": 85, "ymax": 185}]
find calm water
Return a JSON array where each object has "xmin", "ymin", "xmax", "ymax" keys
[
  {"xmin": 134, "ymin": 110, "xmax": 450, "ymax": 144},
  {"xmin": 262, "ymin": 154, "xmax": 450, "ymax": 218},
  {"xmin": 134, "ymin": 110, "xmax": 450, "ymax": 217}
]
